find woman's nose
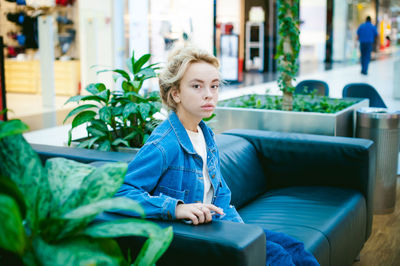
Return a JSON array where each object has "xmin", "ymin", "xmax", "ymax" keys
[{"xmin": 204, "ymin": 87, "xmax": 213, "ymax": 99}]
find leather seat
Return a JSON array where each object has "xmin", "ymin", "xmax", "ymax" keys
[{"xmin": 239, "ymin": 186, "xmax": 367, "ymax": 266}]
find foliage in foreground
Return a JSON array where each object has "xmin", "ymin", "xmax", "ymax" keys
[{"xmin": 0, "ymin": 117, "xmax": 173, "ymax": 265}]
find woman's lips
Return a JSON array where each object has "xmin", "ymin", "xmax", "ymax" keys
[{"xmin": 201, "ymin": 104, "xmax": 215, "ymax": 111}]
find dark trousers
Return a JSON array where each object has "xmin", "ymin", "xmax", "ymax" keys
[
  {"xmin": 265, "ymin": 229, "xmax": 320, "ymax": 266},
  {"xmin": 360, "ymin": 42, "xmax": 373, "ymax": 74}
]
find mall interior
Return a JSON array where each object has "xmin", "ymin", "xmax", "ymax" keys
[{"xmin": 1, "ymin": 0, "xmax": 400, "ymax": 265}]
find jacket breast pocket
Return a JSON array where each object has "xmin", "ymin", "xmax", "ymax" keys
[{"xmin": 159, "ymin": 186, "xmax": 187, "ymax": 201}]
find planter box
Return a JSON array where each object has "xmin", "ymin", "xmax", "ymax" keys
[{"xmin": 213, "ymin": 97, "xmax": 369, "ymax": 137}]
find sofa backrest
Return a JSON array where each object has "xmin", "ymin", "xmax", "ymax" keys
[{"xmin": 215, "ymin": 134, "xmax": 267, "ymax": 209}]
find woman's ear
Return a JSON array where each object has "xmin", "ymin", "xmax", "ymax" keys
[{"xmin": 171, "ymin": 88, "xmax": 181, "ymax": 103}]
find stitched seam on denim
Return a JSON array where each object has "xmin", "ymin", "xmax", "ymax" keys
[
  {"xmin": 168, "ymin": 114, "xmax": 196, "ymax": 155},
  {"xmin": 155, "ymin": 142, "xmax": 167, "ymax": 173},
  {"xmin": 167, "ymin": 165, "xmax": 202, "ymax": 174},
  {"xmin": 149, "ymin": 126, "xmax": 172, "ymax": 146}
]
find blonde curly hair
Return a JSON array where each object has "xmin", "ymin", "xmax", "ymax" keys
[{"xmin": 158, "ymin": 45, "xmax": 220, "ymax": 111}]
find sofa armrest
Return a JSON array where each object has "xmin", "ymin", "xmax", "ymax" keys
[
  {"xmin": 223, "ymin": 129, "xmax": 376, "ymax": 238},
  {"xmin": 96, "ymin": 212, "xmax": 265, "ymax": 266},
  {"xmin": 31, "ymin": 144, "xmax": 135, "ymax": 164}
]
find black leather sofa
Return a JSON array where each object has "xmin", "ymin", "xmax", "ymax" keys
[{"xmin": 33, "ymin": 129, "xmax": 376, "ymax": 266}]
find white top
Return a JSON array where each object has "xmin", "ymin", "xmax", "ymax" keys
[{"xmin": 186, "ymin": 126, "xmax": 214, "ymax": 204}]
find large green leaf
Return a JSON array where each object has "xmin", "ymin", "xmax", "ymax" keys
[
  {"xmin": 41, "ymin": 198, "xmax": 144, "ymax": 242},
  {"xmin": 71, "ymin": 110, "xmax": 97, "ymax": 128},
  {"xmin": 77, "ymin": 136, "xmax": 101, "ymax": 149},
  {"xmin": 90, "ymin": 119, "xmax": 109, "ymax": 132},
  {"xmin": 0, "ymin": 195, "xmax": 26, "ymax": 255},
  {"xmin": 97, "ymin": 69, "xmax": 131, "ymax": 81},
  {"xmin": 122, "ymin": 80, "xmax": 134, "ymax": 93},
  {"xmin": 134, "ymin": 226, "xmax": 173, "ymax": 266},
  {"xmin": 137, "ymin": 68, "xmax": 156, "ymax": 79},
  {"xmin": 133, "ymin": 54, "xmax": 151, "ymax": 74},
  {"xmin": 85, "ymin": 83, "xmax": 99, "ymax": 95},
  {"xmin": 97, "ymin": 89, "xmax": 111, "ymax": 103},
  {"xmin": 85, "ymin": 83, "xmax": 107, "ymax": 95},
  {"xmin": 87, "ymin": 126, "xmax": 107, "ymax": 137},
  {"xmin": 83, "ymin": 218, "xmax": 164, "ymax": 239},
  {"xmin": 0, "ymin": 134, "xmax": 50, "ymax": 231},
  {"xmin": 80, "ymin": 95, "xmax": 107, "ymax": 103},
  {"xmin": 83, "ymin": 219, "xmax": 173, "ymax": 266},
  {"xmin": 34, "ymin": 236, "xmax": 127, "ymax": 266},
  {"xmin": 95, "ymin": 83, "xmax": 107, "ymax": 92},
  {"xmin": 98, "ymin": 139, "xmax": 112, "ymax": 151},
  {"xmin": 0, "ymin": 120, "xmax": 29, "ymax": 140},
  {"xmin": 145, "ymin": 91, "xmax": 161, "ymax": 101},
  {"xmin": 64, "ymin": 95, "xmax": 84, "ymax": 105},
  {"xmin": 45, "ymin": 158, "xmax": 95, "ymax": 216},
  {"xmin": 99, "ymin": 106, "xmax": 112, "ymax": 124},
  {"xmin": 59, "ymin": 162, "xmax": 128, "ymax": 212},
  {"xmin": 112, "ymin": 138, "xmax": 129, "ymax": 147},
  {"xmin": 129, "ymin": 50, "xmax": 135, "ymax": 74},
  {"xmin": 138, "ymin": 103, "xmax": 151, "ymax": 120},
  {"xmin": 63, "ymin": 197, "xmax": 144, "ymax": 220},
  {"xmin": 123, "ymin": 103, "xmax": 138, "ymax": 120},
  {"xmin": 0, "ymin": 177, "xmax": 27, "ymax": 218},
  {"xmin": 63, "ymin": 104, "xmax": 98, "ymax": 124}
]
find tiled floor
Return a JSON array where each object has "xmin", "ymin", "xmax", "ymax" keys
[{"xmin": 17, "ymin": 48, "xmax": 400, "ymax": 146}]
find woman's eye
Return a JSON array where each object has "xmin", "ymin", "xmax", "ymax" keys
[
  {"xmin": 211, "ymin": 84, "xmax": 219, "ymax": 90},
  {"xmin": 192, "ymin": 84, "xmax": 201, "ymax": 89}
]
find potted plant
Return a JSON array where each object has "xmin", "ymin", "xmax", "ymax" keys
[
  {"xmin": 213, "ymin": 0, "xmax": 368, "ymax": 137},
  {"xmin": 63, "ymin": 51, "xmax": 162, "ymax": 152},
  {"xmin": 0, "ymin": 113, "xmax": 173, "ymax": 265}
]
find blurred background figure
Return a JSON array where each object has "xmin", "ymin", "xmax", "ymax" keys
[{"xmin": 357, "ymin": 16, "xmax": 378, "ymax": 75}]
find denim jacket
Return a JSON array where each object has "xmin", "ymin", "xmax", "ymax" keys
[{"xmin": 115, "ymin": 112, "xmax": 243, "ymax": 223}]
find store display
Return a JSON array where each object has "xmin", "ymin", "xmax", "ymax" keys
[
  {"xmin": 0, "ymin": 0, "xmax": 80, "ymax": 96},
  {"xmin": 245, "ymin": 21, "xmax": 264, "ymax": 72},
  {"xmin": 26, "ymin": 0, "xmax": 55, "ymax": 8}
]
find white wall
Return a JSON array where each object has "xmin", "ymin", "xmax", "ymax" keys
[
  {"xmin": 129, "ymin": 0, "xmax": 150, "ymax": 58},
  {"xmin": 299, "ymin": 0, "xmax": 327, "ymax": 62},
  {"xmin": 332, "ymin": 0, "xmax": 347, "ymax": 61},
  {"xmin": 79, "ymin": 0, "xmax": 114, "ymax": 90}
]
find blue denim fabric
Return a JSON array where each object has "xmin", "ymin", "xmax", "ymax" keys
[{"xmin": 115, "ymin": 111, "xmax": 243, "ymax": 223}]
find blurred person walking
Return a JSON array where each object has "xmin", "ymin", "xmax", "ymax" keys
[{"xmin": 357, "ymin": 16, "xmax": 378, "ymax": 75}]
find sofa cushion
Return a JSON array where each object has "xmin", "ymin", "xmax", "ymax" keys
[
  {"xmin": 238, "ymin": 186, "xmax": 367, "ymax": 266},
  {"xmin": 216, "ymin": 134, "xmax": 267, "ymax": 209}
]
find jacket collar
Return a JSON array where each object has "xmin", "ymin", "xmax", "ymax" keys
[{"xmin": 168, "ymin": 112, "xmax": 216, "ymax": 155}]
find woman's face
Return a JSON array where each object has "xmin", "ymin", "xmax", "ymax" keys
[{"xmin": 172, "ymin": 61, "xmax": 220, "ymax": 125}]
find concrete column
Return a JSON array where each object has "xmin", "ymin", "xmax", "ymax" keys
[{"xmin": 38, "ymin": 15, "xmax": 56, "ymax": 127}]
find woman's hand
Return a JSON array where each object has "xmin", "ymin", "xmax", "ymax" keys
[{"xmin": 175, "ymin": 203, "xmax": 225, "ymax": 225}]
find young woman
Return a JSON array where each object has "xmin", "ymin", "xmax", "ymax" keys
[{"xmin": 115, "ymin": 46, "xmax": 319, "ymax": 266}]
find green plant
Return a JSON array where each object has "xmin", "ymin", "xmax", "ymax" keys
[
  {"xmin": 64, "ymin": 51, "xmax": 162, "ymax": 151},
  {"xmin": 218, "ymin": 94, "xmax": 356, "ymax": 114},
  {"xmin": 276, "ymin": 0, "xmax": 300, "ymax": 111},
  {"xmin": 0, "ymin": 115, "xmax": 173, "ymax": 265}
]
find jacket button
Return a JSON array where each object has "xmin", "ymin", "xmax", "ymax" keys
[{"xmin": 212, "ymin": 174, "xmax": 215, "ymax": 178}]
